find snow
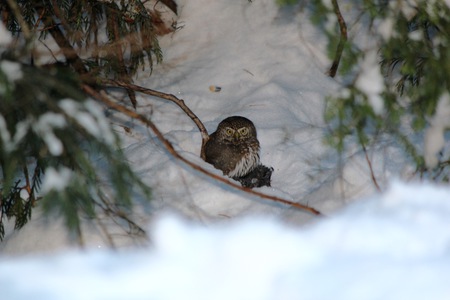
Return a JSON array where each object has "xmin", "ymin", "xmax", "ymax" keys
[
  {"xmin": 0, "ymin": 60, "xmax": 23, "ymax": 82},
  {"xmin": 0, "ymin": 115, "xmax": 11, "ymax": 148},
  {"xmin": 377, "ymin": 17, "xmax": 395, "ymax": 41},
  {"xmin": 1, "ymin": 0, "xmax": 450, "ymax": 299},
  {"xmin": 59, "ymin": 99, "xmax": 115, "ymax": 145},
  {"xmin": 19, "ymin": 189, "xmax": 29, "ymax": 200},
  {"xmin": 40, "ymin": 167, "xmax": 73, "ymax": 194},
  {"xmin": 396, "ymin": 0, "xmax": 419, "ymax": 21},
  {"xmin": 122, "ymin": 0, "xmax": 343, "ymax": 224},
  {"xmin": 0, "ymin": 115, "xmax": 32, "ymax": 153},
  {"xmin": 0, "ymin": 22, "xmax": 12, "ymax": 46},
  {"xmin": 2, "ymin": 182, "xmax": 450, "ymax": 300},
  {"xmin": 33, "ymin": 112, "xmax": 66, "ymax": 156},
  {"xmin": 424, "ymin": 93, "xmax": 450, "ymax": 168},
  {"xmin": 354, "ymin": 49, "xmax": 385, "ymax": 115}
]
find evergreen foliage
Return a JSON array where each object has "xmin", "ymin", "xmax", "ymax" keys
[
  {"xmin": 0, "ymin": 57, "xmax": 151, "ymax": 241},
  {"xmin": 0, "ymin": 0, "xmax": 166, "ymax": 242},
  {"xmin": 2, "ymin": 0, "xmax": 163, "ymax": 80},
  {"xmin": 280, "ymin": 0, "xmax": 450, "ymax": 181}
]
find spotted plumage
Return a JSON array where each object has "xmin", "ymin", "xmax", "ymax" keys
[{"xmin": 204, "ymin": 116, "xmax": 260, "ymax": 179}]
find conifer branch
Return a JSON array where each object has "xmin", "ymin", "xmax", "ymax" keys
[
  {"xmin": 105, "ymin": 5, "xmax": 137, "ymax": 109},
  {"xmin": 83, "ymin": 84, "xmax": 322, "ymax": 216},
  {"xmin": 5, "ymin": 0, "xmax": 31, "ymax": 40},
  {"xmin": 38, "ymin": 4, "xmax": 88, "ymax": 75}
]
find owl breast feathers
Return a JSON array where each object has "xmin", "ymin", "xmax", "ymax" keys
[{"xmin": 204, "ymin": 116, "xmax": 260, "ymax": 178}]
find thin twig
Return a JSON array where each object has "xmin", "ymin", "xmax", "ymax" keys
[
  {"xmin": 102, "ymin": 79, "xmax": 210, "ymax": 159},
  {"xmin": 328, "ymin": 0, "xmax": 347, "ymax": 77},
  {"xmin": 22, "ymin": 165, "xmax": 31, "ymax": 194},
  {"xmin": 33, "ymin": 6, "xmax": 46, "ymax": 30},
  {"xmin": 361, "ymin": 144, "xmax": 381, "ymax": 192},
  {"xmin": 95, "ymin": 217, "xmax": 117, "ymax": 249},
  {"xmin": 82, "ymin": 84, "xmax": 322, "ymax": 216},
  {"xmin": 97, "ymin": 192, "xmax": 147, "ymax": 237}
]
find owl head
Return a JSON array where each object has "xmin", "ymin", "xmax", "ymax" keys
[{"xmin": 216, "ymin": 116, "xmax": 257, "ymax": 144}]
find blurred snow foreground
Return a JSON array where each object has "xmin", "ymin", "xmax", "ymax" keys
[{"xmin": 1, "ymin": 182, "xmax": 450, "ymax": 300}]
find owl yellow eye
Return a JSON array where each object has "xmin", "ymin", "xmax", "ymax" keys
[
  {"xmin": 225, "ymin": 128, "xmax": 234, "ymax": 136},
  {"xmin": 238, "ymin": 127, "xmax": 249, "ymax": 136}
]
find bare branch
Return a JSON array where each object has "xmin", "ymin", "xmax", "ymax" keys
[
  {"xmin": 328, "ymin": 0, "xmax": 347, "ymax": 78},
  {"xmin": 102, "ymin": 79, "xmax": 210, "ymax": 159},
  {"xmin": 362, "ymin": 144, "xmax": 381, "ymax": 192},
  {"xmin": 156, "ymin": 0, "xmax": 178, "ymax": 15},
  {"xmin": 82, "ymin": 84, "xmax": 322, "ymax": 216}
]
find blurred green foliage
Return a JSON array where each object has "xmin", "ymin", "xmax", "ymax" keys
[
  {"xmin": 0, "ymin": 59, "xmax": 151, "ymax": 241},
  {"xmin": 278, "ymin": 0, "xmax": 450, "ymax": 180}
]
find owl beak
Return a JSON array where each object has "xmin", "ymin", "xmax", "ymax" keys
[{"xmin": 233, "ymin": 132, "xmax": 240, "ymax": 142}]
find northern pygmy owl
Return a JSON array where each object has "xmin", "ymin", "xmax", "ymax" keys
[{"xmin": 204, "ymin": 116, "xmax": 260, "ymax": 178}]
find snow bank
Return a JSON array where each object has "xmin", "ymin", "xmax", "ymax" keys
[
  {"xmin": 0, "ymin": 22, "xmax": 12, "ymax": 46},
  {"xmin": 1, "ymin": 182, "xmax": 450, "ymax": 300}
]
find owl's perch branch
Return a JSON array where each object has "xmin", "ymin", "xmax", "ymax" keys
[
  {"xmin": 101, "ymin": 79, "xmax": 210, "ymax": 160},
  {"xmin": 83, "ymin": 84, "xmax": 322, "ymax": 216}
]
